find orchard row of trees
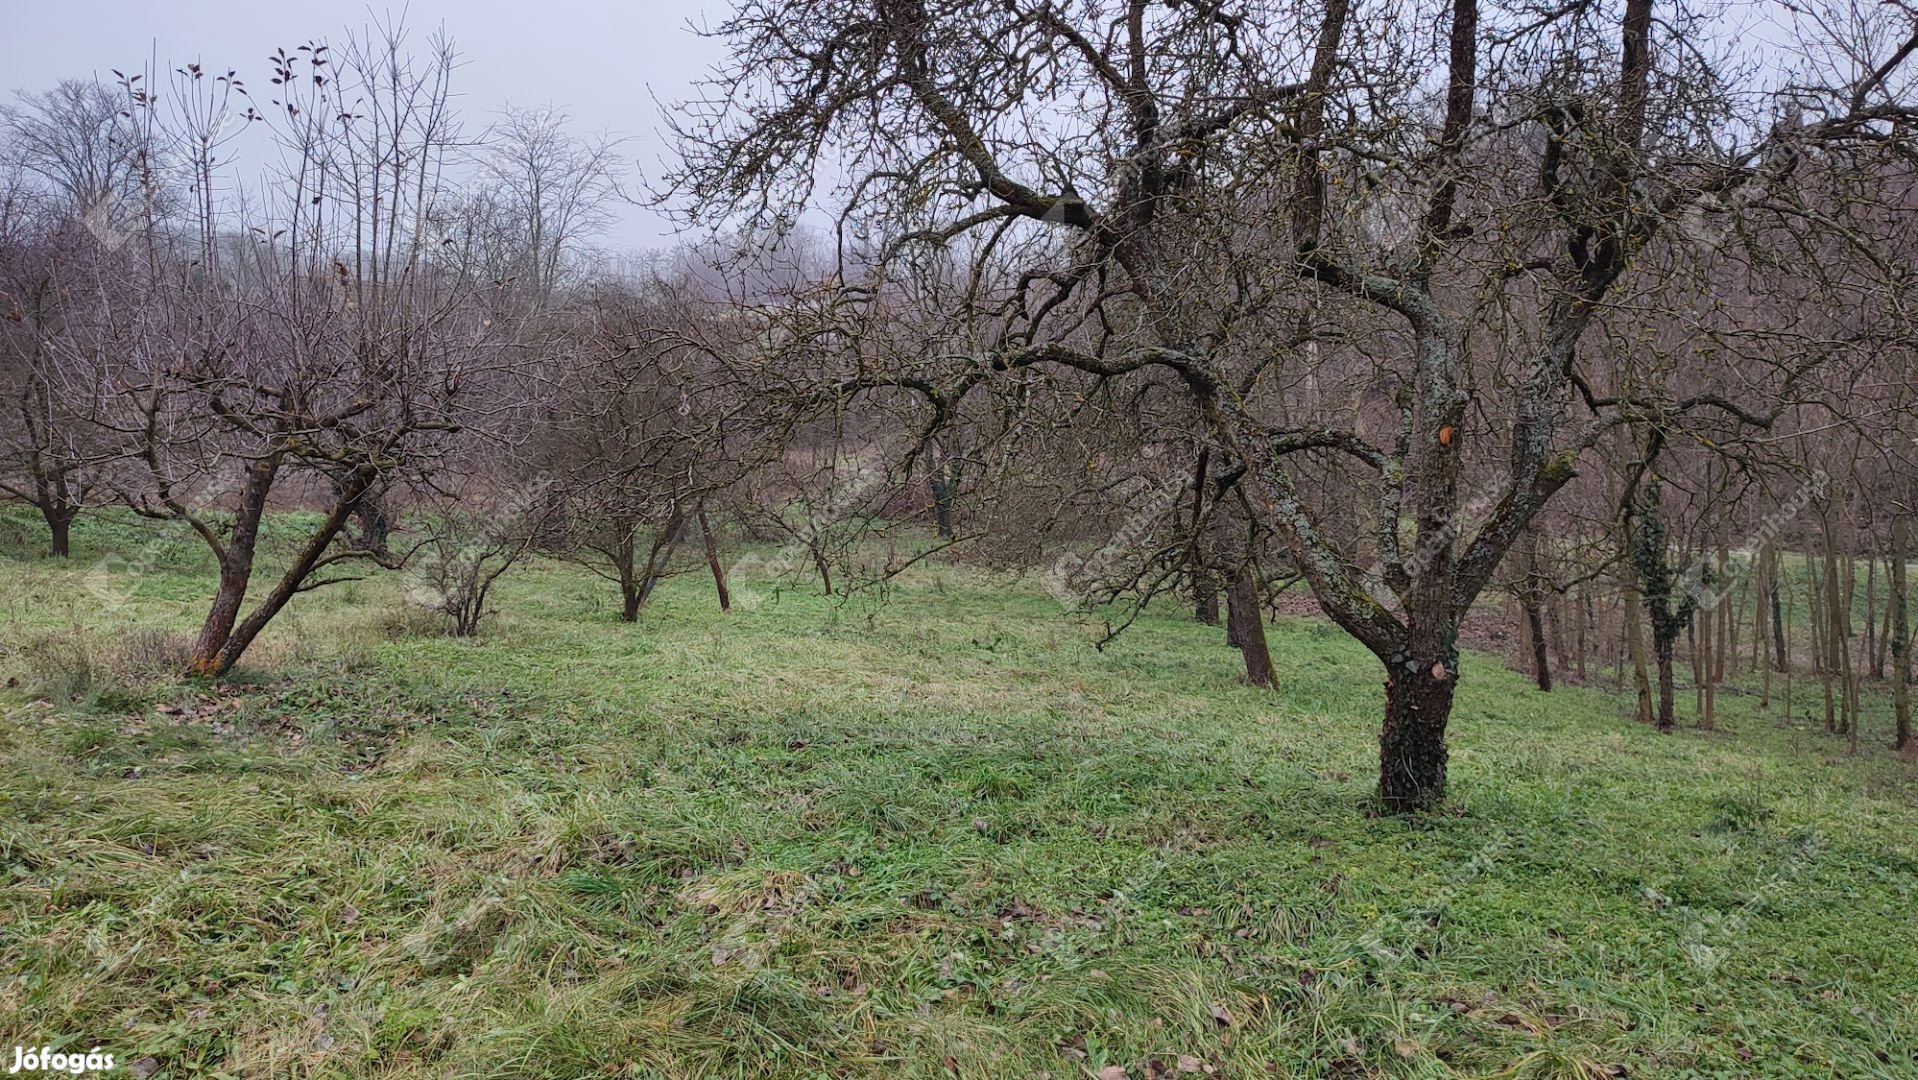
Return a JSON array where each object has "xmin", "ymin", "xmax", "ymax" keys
[
  {"xmin": 0, "ymin": 31, "xmax": 812, "ymax": 666},
  {"xmin": 4, "ymin": 3, "xmax": 1916, "ymax": 813}
]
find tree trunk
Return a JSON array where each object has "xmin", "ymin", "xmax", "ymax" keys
[
  {"xmin": 1726, "ymin": 540, "xmax": 1741, "ymax": 682},
  {"xmin": 191, "ymin": 556, "xmax": 255, "ymax": 674},
  {"xmin": 1226, "ymin": 561, "xmax": 1276, "ymax": 689},
  {"xmin": 1757, "ymin": 546, "xmax": 1773, "ymax": 710},
  {"xmin": 1866, "ymin": 548, "xmax": 1881, "ymax": 680},
  {"xmin": 928, "ymin": 476, "xmax": 955, "ymax": 540},
  {"xmin": 1812, "ymin": 560, "xmax": 1834, "ymax": 731},
  {"xmin": 187, "ymin": 458, "xmax": 279, "ymax": 674},
  {"xmin": 1841, "ymin": 511, "xmax": 1858, "ymax": 736},
  {"xmin": 931, "ymin": 484, "xmax": 954, "ymax": 539},
  {"xmin": 1783, "ymin": 570, "xmax": 1797, "ymax": 722},
  {"xmin": 1700, "ymin": 624, "xmax": 1717, "ymax": 731},
  {"xmin": 1892, "ymin": 509, "xmax": 1910, "ymax": 751},
  {"xmin": 1379, "ymin": 663, "xmax": 1455, "ymax": 812},
  {"xmin": 613, "ymin": 520, "xmax": 642, "ymax": 622},
  {"xmin": 1522, "ymin": 526, "xmax": 1551, "ymax": 691},
  {"xmin": 1194, "ymin": 572, "xmax": 1220, "ymax": 626},
  {"xmin": 1771, "ymin": 580, "xmax": 1789, "ymax": 673},
  {"xmin": 1627, "ymin": 478, "xmax": 1688, "ymax": 732},
  {"xmin": 1624, "ymin": 577, "xmax": 1654, "ymax": 724},
  {"xmin": 1654, "ymin": 634, "xmax": 1678, "ymax": 733},
  {"xmin": 698, "ymin": 502, "xmax": 731, "ymax": 611},
  {"xmin": 1875, "ymin": 551, "xmax": 1892, "ymax": 681},
  {"xmin": 1526, "ymin": 599, "xmax": 1552, "ymax": 691},
  {"xmin": 1696, "ymin": 603, "xmax": 1715, "ymax": 731},
  {"xmin": 1688, "ymin": 619, "xmax": 1701, "ymax": 718},
  {"xmin": 28, "ymin": 465, "xmax": 81, "ymax": 558},
  {"xmin": 927, "ymin": 439, "xmax": 958, "ymax": 540},
  {"xmin": 1190, "ymin": 447, "xmax": 1219, "ymax": 625},
  {"xmin": 202, "ymin": 466, "xmax": 371, "ymax": 675},
  {"xmin": 809, "ymin": 544, "xmax": 833, "ymax": 595},
  {"xmin": 638, "ymin": 511, "xmax": 685, "ymax": 607},
  {"xmin": 1576, "ymin": 584, "xmax": 1592, "ymax": 683},
  {"xmin": 45, "ymin": 504, "xmax": 75, "ymax": 558}
]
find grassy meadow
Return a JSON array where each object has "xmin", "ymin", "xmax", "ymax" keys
[{"xmin": 1, "ymin": 509, "xmax": 1915, "ymax": 1079}]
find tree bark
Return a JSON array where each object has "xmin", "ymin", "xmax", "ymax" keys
[
  {"xmin": 1756, "ymin": 545, "xmax": 1773, "ymax": 710},
  {"xmin": 1892, "ymin": 508, "xmax": 1910, "ymax": 751},
  {"xmin": 1522, "ymin": 526, "xmax": 1552, "ymax": 691},
  {"xmin": 1726, "ymin": 537, "xmax": 1741, "ymax": 682},
  {"xmin": 698, "ymin": 502, "xmax": 731, "ymax": 611},
  {"xmin": 930, "ymin": 483, "xmax": 954, "ymax": 540},
  {"xmin": 1810, "ymin": 548, "xmax": 1835, "ymax": 731},
  {"xmin": 187, "ymin": 458, "xmax": 279, "ymax": 674},
  {"xmin": 1820, "ymin": 515, "xmax": 1844, "ymax": 732},
  {"xmin": 45, "ymin": 504, "xmax": 75, "ymax": 558},
  {"xmin": 200, "ymin": 465, "xmax": 372, "ymax": 675},
  {"xmin": 612, "ymin": 519, "xmax": 642, "ymax": 622},
  {"xmin": 1624, "ymin": 575, "xmax": 1654, "ymax": 724},
  {"xmin": 1875, "ymin": 551, "xmax": 1892, "ymax": 681},
  {"xmin": 1692, "ymin": 598, "xmax": 1717, "ymax": 731},
  {"xmin": 638, "ymin": 507, "xmax": 686, "ymax": 608},
  {"xmin": 17, "ymin": 387, "xmax": 84, "ymax": 559},
  {"xmin": 1866, "ymin": 547, "xmax": 1881, "ymax": 679},
  {"xmin": 1379, "ymin": 663, "xmax": 1455, "ymax": 812},
  {"xmin": 1699, "ymin": 605, "xmax": 1716, "ymax": 732},
  {"xmin": 1627, "ymin": 477, "xmax": 1689, "ymax": 733},
  {"xmin": 1226, "ymin": 561, "xmax": 1276, "ymax": 689},
  {"xmin": 809, "ymin": 544, "xmax": 833, "ymax": 595},
  {"xmin": 1189, "ymin": 447, "xmax": 1219, "ymax": 625},
  {"xmin": 1771, "ymin": 580, "xmax": 1789, "ymax": 673},
  {"xmin": 1576, "ymin": 585, "xmax": 1591, "ymax": 683},
  {"xmin": 1526, "ymin": 599, "xmax": 1552, "ymax": 691},
  {"xmin": 1193, "ymin": 570, "xmax": 1220, "ymax": 626},
  {"xmin": 1841, "ymin": 506, "xmax": 1859, "ymax": 738},
  {"xmin": 335, "ymin": 473, "xmax": 393, "ymax": 556},
  {"xmin": 1654, "ymin": 635, "xmax": 1678, "ymax": 732},
  {"xmin": 927, "ymin": 438, "xmax": 958, "ymax": 540}
]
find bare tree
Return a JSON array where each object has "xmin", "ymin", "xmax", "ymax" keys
[
  {"xmin": 668, "ymin": 0, "xmax": 1918, "ymax": 811},
  {"xmin": 0, "ymin": 79, "xmax": 153, "ymax": 228},
  {"xmin": 470, "ymin": 105, "xmax": 628, "ymax": 303},
  {"xmin": 535, "ymin": 278, "xmax": 765, "ymax": 619},
  {"xmin": 68, "ymin": 29, "xmax": 502, "ymax": 675},
  {"xmin": 0, "ymin": 78, "xmax": 163, "ymax": 555},
  {"xmin": 0, "ymin": 187, "xmax": 97, "ymax": 555}
]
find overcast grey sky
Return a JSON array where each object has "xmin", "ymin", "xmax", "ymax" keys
[{"xmin": 0, "ymin": 1, "xmax": 729, "ymax": 254}]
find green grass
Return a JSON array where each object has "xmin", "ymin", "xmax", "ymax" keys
[{"xmin": 2, "ymin": 509, "xmax": 1916, "ymax": 1078}]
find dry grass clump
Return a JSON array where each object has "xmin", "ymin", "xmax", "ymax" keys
[{"xmin": 9, "ymin": 626, "xmax": 196, "ymax": 704}]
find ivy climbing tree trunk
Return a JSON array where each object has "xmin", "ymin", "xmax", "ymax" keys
[{"xmin": 1627, "ymin": 476, "xmax": 1696, "ymax": 733}]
